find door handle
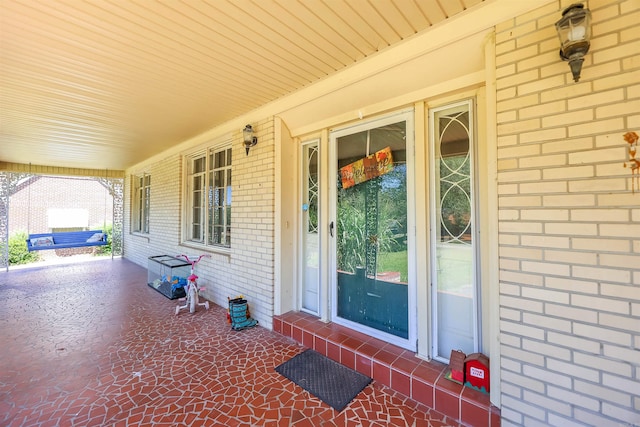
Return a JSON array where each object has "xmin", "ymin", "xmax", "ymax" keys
[{"xmin": 329, "ymin": 221, "xmax": 334, "ymax": 237}]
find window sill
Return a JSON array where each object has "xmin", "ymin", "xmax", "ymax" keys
[
  {"xmin": 179, "ymin": 241, "xmax": 231, "ymax": 258},
  {"xmin": 129, "ymin": 232, "xmax": 150, "ymax": 242}
]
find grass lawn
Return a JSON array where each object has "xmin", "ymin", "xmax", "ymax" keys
[{"xmin": 377, "ymin": 250, "xmax": 408, "ymax": 282}]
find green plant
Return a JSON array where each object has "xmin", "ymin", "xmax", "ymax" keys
[
  {"xmin": 94, "ymin": 224, "xmax": 112, "ymax": 256},
  {"xmin": 337, "ymin": 174, "xmax": 406, "ymax": 275},
  {"xmin": 9, "ymin": 231, "xmax": 39, "ymax": 265}
]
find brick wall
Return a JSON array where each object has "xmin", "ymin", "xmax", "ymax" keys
[
  {"xmin": 9, "ymin": 176, "xmax": 113, "ymax": 236},
  {"xmin": 495, "ymin": 1, "xmax": 640, "ymax": 426},
  {"xmin": 123, "ymin": 118, "xmax": 275, "ymax": 327}
]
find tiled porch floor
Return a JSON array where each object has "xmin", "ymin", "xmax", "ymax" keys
[
  {"xmin": 273, "ymin": 313, "xmax": 500, "ymax": 427},
  {"xmin": 1, "ymin": 258, "xmax": 466, "ymax": 427}
]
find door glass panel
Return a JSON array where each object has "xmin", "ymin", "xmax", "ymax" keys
[
  {"xmin": 301, "ymin": 142, "xmax": 319, "ymax": 314},
  {"xmin": 336, "ymin": 121, "xmax": 408, "ymax": 339},
  {"xmin": 432, "ymin": 102, "xmax": 477, "ymax": 360}
]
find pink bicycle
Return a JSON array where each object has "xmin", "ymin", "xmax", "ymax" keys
[{"xmin": 175, "ymin": 254, "xmax": 210, "ymax": 315}]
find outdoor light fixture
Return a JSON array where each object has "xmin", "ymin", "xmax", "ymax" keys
[
  {"xmin": 243, "ymin": 124, "xmax": 257, "ymax": 155},
  {"xmin": 555, "ymin": 3, "xmax": 592, "ymax": 83}
]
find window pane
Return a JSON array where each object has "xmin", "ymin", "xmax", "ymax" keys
[
  {"xmin": 187, "ymin": 148, "xmax": 230, "ymax": 248},
  {"xmin": 194, "ymin": 157, "xmax": 205, "ymax": 173},
  {"xmin": 432, "ymin": 102, "xmax": 477, "ymax": 360}
]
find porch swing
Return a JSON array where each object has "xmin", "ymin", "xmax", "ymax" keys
[{"xmin": 25, "ymin": 169, "xmax": 109, "ymax": 252}]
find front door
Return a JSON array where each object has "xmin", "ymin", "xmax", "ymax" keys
[{"xmin": 331, "ymin": 111, "xmax": 415, "ymax": 349}]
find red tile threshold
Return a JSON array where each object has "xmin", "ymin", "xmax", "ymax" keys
[{"xmin": 274, "ymin": 311, "xmax": 500, "ymax": 427}]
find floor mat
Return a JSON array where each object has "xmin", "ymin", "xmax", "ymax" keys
[{"xmin": 274, "ymin": 349, "xmax": 372, "ymax": 412}]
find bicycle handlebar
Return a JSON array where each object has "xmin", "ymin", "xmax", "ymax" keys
[{"xmin": 177, "ymin": 254, "xmax": 211, "ymax": 265}]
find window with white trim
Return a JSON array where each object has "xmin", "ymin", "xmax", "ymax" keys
[
  {"xmin": 132, "ymin": 173, "xmax": 150, "ymax": 233},
  {"xmin": 185, "ymin": 146, "xmax": 232, "ymax": 248}
]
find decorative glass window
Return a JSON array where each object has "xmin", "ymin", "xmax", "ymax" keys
[
  {"xmin": 132, "ymin": 173, "xmax": 150, "ymax": 233},
  {"xmin": 186, "ymin": 146, "xmax": 232, "ymax": 248},
  {"xmin": 430, "ymin": 100, "xmax": 479, "ymax": 362}
]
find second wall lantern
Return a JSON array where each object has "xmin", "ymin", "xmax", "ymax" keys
[
  {"xmin": 555, "ymin": 3, "xmax": 592, "ymax": 83},
  {"xmin": 243, "ymin": 124, "xmax": 257, "ymax": 155}
]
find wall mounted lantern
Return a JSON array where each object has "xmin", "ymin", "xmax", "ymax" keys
[
  {"xmin": 243, "ymin": 124, "xmax": 257, "ymax": 155},
  {"xmin": 555, "ymin": 3, "xmax": 592, "ymax": 83}
]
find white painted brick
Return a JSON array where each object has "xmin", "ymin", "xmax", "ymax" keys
[
  {"xmin": 498, "ymin": 169, "xmax": 542, "ymax": 182},
  {"xmin": 572, "ymin": 237, "xmax": 630, "ymax": 252},
  {"xmin": 519, "ymin": 180, "xmax": 567, "ymax": 194},
  {"xmin": 520, "ymin": 127, "xmax": 567, "ymax": 144},
  {"xmin": 547, "ymin": 331, "xmax": 601, "ymax": 354},
  {"xmin": 521, "ymin": 209, "xmax": 568, "ymax": 221},
  {"xmin": 501, "ymin": 382, "xmax": 523, "ymax": 399},
  {"xmin": 574, "ymin": 352, "xmax": 633, "ymax": 377},
  {"xmin": 500, "ymin": 221, "xmax": 543, "ymax": 233},
  {"xmin": 501, "ymin": 395, "xmax": 547, "ymax": 422},
  {"xmin": 571, "ymin": 208, "xmax": 629, "ymax": 222},
  {"xmin": 543, "ymin": 165, "xmax": 594, "ymax": 179},
  {"xmin": 597, "ymin": 193, "xmax": 640, "ymax": 208},
  {"xmin": 573, "ymin": 323, "xmax": 632, "ymax": 346},
  {"xmin": 501, "ymin": 344, "xmax": 546, "ymax": 367},
  {"xmin": 501, "ymin": 307, "xmax": 522, "ymax": 321},
  {"xmin": 519, "ymin": 153, "xmax": 568, "ymax": 169},
  {"xmin": 547, "ymin": 385, "xmax": 600, "ymax": 411},
  {"xmin": 569, "ymin": 178, "xmax": 627, "ymax": 192},
  {"xmin": 498, "ymin": 183, "xmax": 519, "ymax": 195},
  {"xmin": 501, "ymin": 319, "xmax": 545, "ymax": 340},
  {"xmin": 573, "ymin": 408, "xmax": 626, "ymax": 427},
  {"xmin": 500, "ymin": 246, "xmax": 543, "ymax": 260},
  {"xmin": 542, "ymin": 194, "xmax": 595, "ymax": 207},
  {"xmin": 542, "ymin": 109, "xmax": 594, "ymax": 128},
  {"xmin": 500, "ymin": 270, "xmax": 543, "ymax": 287},
  {"xmin": 521, "ymin": 260, "xmax": 570, "ymax": 276},
  {"xmin": 599, "ymin": 253, "xmax": 640, "ymax": 270},
  {"xmin": 500, "ymin": 332, "xmax": 522, "ymax": 349},
  {"xmin": 545, "ymin": 303, "xmax": 598, "ymax": 323},
  {"xmin": 498, "ymin": 144, "xmax": 541, "ymax": 159},
  {"xmin": 540, "ymin": 136, "xmax": 592, "ymax": 154},
  {"xmin": 521, "ymin": 338, "xmax": 571, "ymax": 361},
  {"xmin": 501, "ymin": 282, "xmax": 522, "ymax": 296},
  {"xmin": 522, "ymin": 364, "xmax": 572, "ymax": 390},
  {"xmin": 547, "ymin": 414, "xmax": 590, "ymax": 427},
  {"xmin": 574, "ymin": 379, "xmax": 632, "ymax": 407},
  {"xmin": 522, "ymin": 286, "xmax": 569, "ymax": 304},
  {"xmin": 499, "ymin": 195, "xmax": 542, "ymax": 207},
  {"xmin": 572, "ymin": 265, "xmax": 631, "ymax": 284},
  {"xmin": 570, "ymin": 118, "xmax": 625, "ymax": 138},
  {"xmin": 545, "ymin": 222, "xmax": 598, "ymax": 236},
  {"xmin": 502, "ymin": 372, "xmax": 546, "ymax": 397},
  {"xmin": 501, "ymin": 258, "xmax": 522, "ymax": 272},
  {"xmin": 521, "ymin": 234, "xmax": 570, "ymax": 249},
  {"xmin": 499, "ymin": 234, "xmax": 520, "ymax": 245},
  {"xmin": 523, "ymin": 417, "xmax": 552, "ymax": 427},
  {"xmin": 569, "ymin": 147, "xmax": 626, "ymax": 165},
  {"xmin": 601, "ymin": 403, "xmax": 640, "ymax": 426},
  {"xmin": 523, "ymin": 312, "xmax": 572, "ymax": 333},
  {"xmin": 544, "ymin": 250, "xmax": 598, "ymax": 267},
  {"xmin": 599, "ymin": 312, "xmax": 640, "ymax": 333},
  {"xmin": 601, "ymin": 283, "xmax": 640, "ymax": 301},
  {"xmin": 501, "ymin": 295, "xmax": 544, "ymax": 313},
  {"xmin": 573, "ymin": 294, "xmax": 631, "ymax": 314},
  {"xmin": 500, "ymin": 409, "xmax": 523, "ymax": 427}
]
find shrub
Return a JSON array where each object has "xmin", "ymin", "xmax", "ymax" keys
[
  {"xmin": 9, "ymin": 231, "xmax": 39, "ymax": 265},
  {"xmin": 94, "ymin": 224, "xmax": 112, "ymax": 256}
]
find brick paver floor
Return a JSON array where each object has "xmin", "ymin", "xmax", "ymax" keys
[{"xmin": 0, "ymin": 258, "xmax": 463, "ymax": 427}]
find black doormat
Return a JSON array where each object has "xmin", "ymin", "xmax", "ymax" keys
[
  {"xmin": 147, "ymin": 281, "xmax": 186, "ymax": 300},
  {"xmin": 274, "ymin": 349, "xmax": 372, "ymax": 412}
]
